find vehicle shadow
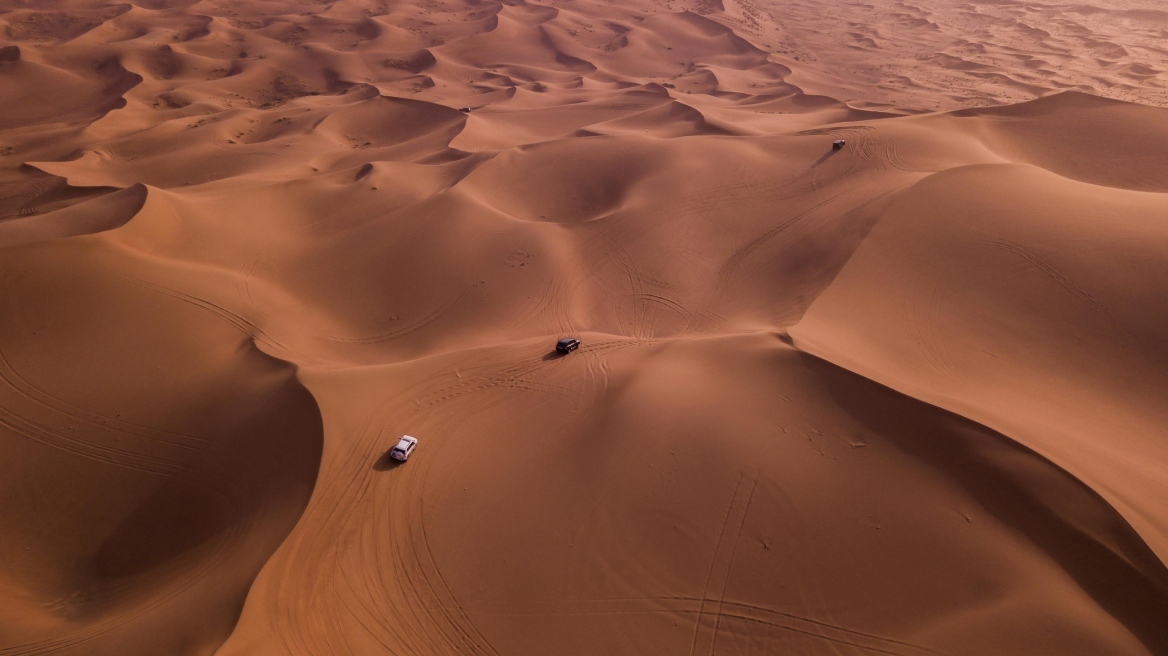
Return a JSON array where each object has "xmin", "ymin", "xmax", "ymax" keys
[
  {"xmin": 541, "ymin": 350, "xmax": 566, "ymax": 361},
  {"xmin": 810, "ymin": 148, "xmax": 840, "ymax": 169},
  {"xmin": 373, "ymin": 449, "xmax": 404, "ymax": 471}
]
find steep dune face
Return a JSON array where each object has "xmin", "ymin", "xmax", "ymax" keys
[
  {"xmin": 3, "ymin": 0, "xmax": 1168, "ymax": 655},
  {"xmin": 790, "ymin": 128, "xmax": 1168, "ymax": 561},
  {"xmin": 0, "ymin": 181, "xmax": 145, "ymax": 247},
  {"xmin": 0, "ymin": 239, "xmax": 323, "ymax": 655}
]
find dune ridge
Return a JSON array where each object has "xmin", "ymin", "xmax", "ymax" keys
[{"xmin": 3, "ymin": 0, "xmax": 1168, "ymax": 654}]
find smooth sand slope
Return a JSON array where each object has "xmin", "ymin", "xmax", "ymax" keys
[{"xmin": 2, "ymin": 1, "xmax": 1168, "ymax": 655}]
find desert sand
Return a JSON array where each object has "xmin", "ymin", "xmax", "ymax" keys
[{"xmin": 2, "ymin": 0, "xmax": 1168, "ymax": 654}]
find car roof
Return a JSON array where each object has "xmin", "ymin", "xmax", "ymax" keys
[{"xmin": 557, "ymin": 337, "xmax": 577, "ymax": 344}]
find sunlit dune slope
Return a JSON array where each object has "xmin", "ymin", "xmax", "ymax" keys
[
  {"xmin": 2, "ymin": 0, "xmax": 1168, "ymax": 655},
  {"xmin": 215, "ymin": 333, "xmax": 1168, "ymax": 656}
]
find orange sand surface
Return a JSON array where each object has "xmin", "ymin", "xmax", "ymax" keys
[{"xmin": 2, "ymin": 0, "xmax": 1168, "ymax": 654}]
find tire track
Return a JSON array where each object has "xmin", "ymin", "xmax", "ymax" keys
[
  {"xmin": 0, "ymin": 404, "xmax": 184, "ymax": 477},
  {"xmin": 111, "ymin": 272, "xmax": 328, "ymax": 364},
  {"xmin": 319, "ymin": 283, "xmax": 471, "ymax": 345},
  {"xmin": 237, "ymin": 254, "xmax": 470, "ymax": 347},
  {"xmin": 17, "ymin": 178, "xmax": 48, "ymax": 217},
  {"xmin": 458, "ymin": 596, "xmax": 941, "ymax": 654},
  {"xmin": 0, "ymin": 344, "xmax": 211, "ymax": 450},
  {"xmin": 688, "ymin": 174, "xmax": 921, "ymax": 333},
  {"xmin": 989, "ymin": 240, "xmax": 1114, "ymax": 324},
  {"xmin": 685, "ymin": 181, "xmax": 862, "ymax": 332},
  {"xmin": 707, "ymin": 477, "xmax": 757, "ymax": 656},
  {"xmin": 689, "ymin": 472, "xmax": 756, "ymax": 656},
  {"xmin": 256, "ymin": 338, "xmax": 618, "ymax": 656}
]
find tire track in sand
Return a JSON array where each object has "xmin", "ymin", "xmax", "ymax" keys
[{"xmin": 689, "ymin": 472, "xmax": 756, "ymax": 656}]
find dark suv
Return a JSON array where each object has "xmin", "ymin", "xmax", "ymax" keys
[{"xmin": 555, "ymin": 337, "xmax": 580, "ymax": 354}]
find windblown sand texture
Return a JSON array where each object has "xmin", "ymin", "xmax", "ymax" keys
[{"xmin": 3, "ymin": 0, "xmax": 1168, "ymax": 654}]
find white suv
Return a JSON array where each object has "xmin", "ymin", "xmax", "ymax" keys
[{"xmin": 389, "ymin": 435, "xmax": 418, "ymax": 462}]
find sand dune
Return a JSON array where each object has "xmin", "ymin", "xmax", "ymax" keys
[
  {"xmin": 717, "ymin": 0, "xmax": 1168, "ymax": 111},
  {"xmin": 3, "ymin": 0, "xmax": 1168, "ymax": 654}
]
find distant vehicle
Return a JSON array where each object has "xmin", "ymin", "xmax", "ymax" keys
[
  {"xmin": 556, "ymin": 337, "xmax": 580, "ymax": 354},
  {"xmin": 458, "ymin": 107, "xmax": 472, "ymax": 113},
  {"xmin": 833, "ymin": 139, "xmax": 846, "ymax": 150},
  {"xmin": 389, "ymin": 435, "xmax": 418, "ymax": 462}
]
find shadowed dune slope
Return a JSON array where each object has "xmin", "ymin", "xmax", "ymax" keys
[
  {"xmin": 0, "ymin": 239, "xmax": 323, "ymax": 655},
  {"xmin": 2, "ymin": 1, "xmax": 1168, "ymax": 655},
  {"xmin": 791, "ymin": 155, "xmax": 1168, "ymax": 562}
]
